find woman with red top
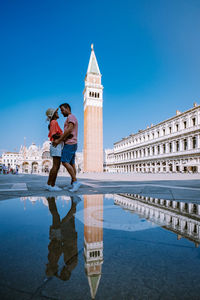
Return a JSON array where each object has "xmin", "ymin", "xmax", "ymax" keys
[{"xmin": 45, "ymin": 108, "xmax": 63, "ymax": 191}]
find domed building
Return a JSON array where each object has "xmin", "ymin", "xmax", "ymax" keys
[{"xmin": 2, "ymin": 141, "xmax": 83, "ymax": 174}]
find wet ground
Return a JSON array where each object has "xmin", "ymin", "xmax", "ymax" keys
[{"xmin": 1, "ymin": 193, "xmax": 200, "ymax": 299}]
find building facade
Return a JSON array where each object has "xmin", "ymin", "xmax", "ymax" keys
[
  {"xmin": 83, "ymin": 44, "xmax": 103, "ymax": 172},
  {"xmin": 105, "ymin": 103, "xmax": 200, "ymax": 173},
  {"xmin": 2, "ymin": 141, "xmax": 83, "ymax": 174}
]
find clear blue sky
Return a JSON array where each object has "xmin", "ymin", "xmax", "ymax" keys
[{"xmin": 0, "ymin": 0, "xmax": 200, "ymax": 154}]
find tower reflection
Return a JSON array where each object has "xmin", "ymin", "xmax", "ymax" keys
[
  {"xmin": 46, "ymin": 196, "xmax": 80, "ymax": 280},
  {"xmin": 84, "ymin": 195, "xmax": 104, "ymax": 299}
]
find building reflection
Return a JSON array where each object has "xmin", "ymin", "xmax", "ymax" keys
[
  {"xmin": 20, "ymin": 195, "xmax": 71, "ymax": 209},
  {"xmin": 114, "ymin": 193, "xmax": 200, "ymax": 247},
  {"xmin": 84, "ymin": 195, "xmax": 104, "ymax": 299},
  {"xmin": 46, "ymin": 196, "xmax": 79, "ymax": 280}
]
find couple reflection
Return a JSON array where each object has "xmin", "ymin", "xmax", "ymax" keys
[{"xmin": 46, "ymin": 196, "xmax": 80, "ymax": 281}]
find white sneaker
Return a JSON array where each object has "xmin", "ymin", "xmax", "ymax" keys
[
  {"xmin": 69, "ymin": 181, "xmax": 81, "ymax": 192},
  {"xmin": 48, "ymin": 185, "xmax": 62, "ymax": 192},
  {"xmin": 63, "ymin": 183, "xmax": 73, "ymax": 190}
]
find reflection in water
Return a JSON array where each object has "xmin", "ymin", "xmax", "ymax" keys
[
  {"xmin": 20, "ymin": 195, "xmax": 71, "ymax": 209},
  {"xmin": 46, "ymin": 196, "xmax": 80, "ymax": 280},
  {"xmin": 84, "ymin": 195, "xmax": 104, "ymax": 299},
  {"xmin": 115, "ymin": 193, "xmax": 200, "ymax": 247},
  {"xmin": 18, "ymin": 193, "xmax": 200, "ymax": 298}
]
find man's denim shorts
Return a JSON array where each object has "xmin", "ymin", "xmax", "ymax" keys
[{"xmin": 61, "ymin": 144, "xmax": 77, "ymax": 164}]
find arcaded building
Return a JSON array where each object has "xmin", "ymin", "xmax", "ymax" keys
[
  {"xmin": 2, "ymin": 141, "xmax": 83, "ymax": 174},
  {"xmin": 83, "ymin": 45, "xmax": 103, "ymax": 172},
  {"xmin": 105, "ymin": 103, "xmax": 200, "ymax": 173}
]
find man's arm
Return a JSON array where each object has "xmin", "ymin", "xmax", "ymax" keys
[{"xmin": 52, "ymin": 123, "xmax": 74, "ymax": 146}]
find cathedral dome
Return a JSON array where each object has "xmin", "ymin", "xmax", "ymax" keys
[
  {"xmin": 28, "ymin": 143, "xmax": 38, "ymax": 152},
  {"xmin": 28, "ymin": 143, "xmax": 39, "ymax": 158},
  {"xmin": 42, "ymin": 141, "xmax": 51, "ymax": 151}
]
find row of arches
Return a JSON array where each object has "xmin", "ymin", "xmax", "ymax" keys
[{"xmin": 21, "ymin": 160, "xmax": 51, "ymax": 173}]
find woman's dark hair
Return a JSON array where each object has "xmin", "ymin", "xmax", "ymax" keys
[{"xmin": 59, "ymin": 103, "xmax": 71, "ymax": 111}]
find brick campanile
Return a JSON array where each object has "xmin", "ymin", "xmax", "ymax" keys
[{"xmin": 83, "ymin": 44, "xmax": 103, "ymax": 172}]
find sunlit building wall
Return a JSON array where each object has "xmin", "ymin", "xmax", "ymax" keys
[{"xmin": 105, "ymin": 103, "xmax": 200, "ymax": 173}]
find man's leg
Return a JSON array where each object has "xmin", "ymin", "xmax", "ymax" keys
[
  {"xmin": 70, "ymin": 163, "xmax": 76, "ymax": 185},
  {"xmin": 71, "ymin": 163, "xmax": 76, "ymax": 176},
  {"xmin": 62, "ymin": 162, "xmax": 77, "ymax": 183}
]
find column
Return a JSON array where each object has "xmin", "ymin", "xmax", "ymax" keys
[
  {"xmin": 166, "ymin": 162, "xmax": 170, "ymax": 173},
  {"xmin": 172, "ymin": 160, "xmax": 176, "ymax": 172},
  {"xmin": 180, "ymin": 159, "xmax": 184, "ymax": 172},
  {"xmin": 180, "ymin": 139, "xmax": 183, "ymax": 151},
  {"xmin": 155, "ymin": 146, "xmax": 158, "ymax": 156},
  {"xmin": 188, "ymin": 136, "xmax": 192, "ymax": 150},
  {"xmin": 160, "ymin": 144, "xmax": 163, "ymax": 155},
  {"xmin": 172, "ymin": 140, "xmax": 176, "ymax": 153},
  {"xmin": 197, "ymin": 134, "xmax": 200, "ymax": 149},
  {"xmin": 166, "ymin": 143, "xmax": 169, "ymax": 154}
]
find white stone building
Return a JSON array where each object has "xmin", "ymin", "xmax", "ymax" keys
[
  {"xmin": 2, "ymin": 141, "xmax": 83, "ymax": 174},
  {"xmin": 105, "ymin": 103, "xmax": 200, "ymax": 173},
  {"xmin": 1, "ymin": 152, "xmax": 20, "ymax": 171}
]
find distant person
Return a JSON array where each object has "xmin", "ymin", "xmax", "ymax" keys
[
  {"xmin": 53, "ymin": 103, "xmax": 81, "ymax": 192},
  {"xmin": 3, "ymin": 165, "xmax": 7, "ymax": 174},
  {"xmin": 46, "ymin": 196, "xmax": 80, "ymax": 280},
  {"xmin": 45, "ymin": 108, "xmax": 63, "ymax": 191}
]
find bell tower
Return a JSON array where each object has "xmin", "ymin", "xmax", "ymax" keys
[{"xmin": 83, "ymin": 44, "xmax": 103, "ymax": 172}]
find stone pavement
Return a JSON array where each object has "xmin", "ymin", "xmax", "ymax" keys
[{"xmin": 0, "ymin": 172, "xmax": 200, "ymax": 203}]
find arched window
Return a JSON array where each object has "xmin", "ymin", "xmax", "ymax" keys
[
  {"xmin": 192, "ymin": 118, "xmax": 196, "ymax": 126},
  {"xmin": 176, "ymin": 141, "xmax": 179, "ymax": 152},
  {"xmin": 163, "ymin": 144, "xmax": 166, "ymax": 153},
  {"xmin": 192, "ymin": 137, "xmax": 196, "ymax": 149},
  {"xmin": 184, "ymin": 139, "xmax": 187, "ymax": 150}
]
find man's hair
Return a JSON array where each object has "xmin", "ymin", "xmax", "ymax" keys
[{"xmin": 59, "ymin": 103, "xmax": 71, "ymax": 111}]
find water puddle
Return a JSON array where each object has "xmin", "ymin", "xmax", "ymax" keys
[{"xmin": 0, "ymin": 193, "xmax": 200, "ymax": 299}]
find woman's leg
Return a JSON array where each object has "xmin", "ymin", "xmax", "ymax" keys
[{"xmin": 47, "ymin": 157, "xmax": 61, "ymax": 186}]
